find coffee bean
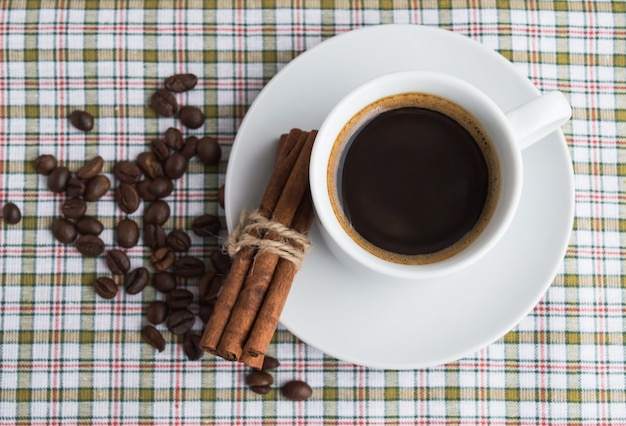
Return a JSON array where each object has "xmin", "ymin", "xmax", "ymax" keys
[
  {"xmin": 150, "ymin": 138, "xmax": 170, "ymax": 162},
  {"xmin": 148, "ymin": 177, "xmax": 173, "ymax": 199},
  {"xmin": 179, "ymin": 105, "xmax": 205, "ymax": 129},
  {"xmin": 166, "ymin": 229, "xmax": 191, "ymax": 252},
  {"xmin": 75, "ymin": 234, "xmax": 105, "ymax": 257},
  {"xmin": 245, "ymin": 370, "xmax": 274, "ymax": 387},
  {"xmin": 47, "ymin": 166, "xmax": 71, "ymax": 193},
  {"xmin": 2, "ymin": 203, "xmax": 21, "ymax": 225},
  {"xmin": 117, "ymin": 219, "xmax": 139, "ymax": 248},
  {"xmin": 166, "ymin": 308, "xmax": 195, "ymax": 334},
  {"xmin": 150, "ymin": 89, "xmax": 178, "ymax": 117},
  {"xmin": 210, "ymin": 250, "xmax": 231, "ymax": 275},
  {"xmin": 136, "ymin": 152, "xmax": 163, "ymax": 179},
  {"xmin": 76, "ymin": 156, "xmax": 104, "ymax": 180},
  {"xmin": 146, "ymin": 301, "xmax": 169, "ymax": 325},
  {"xmin": 93, "ymin": 277, "xmax": 118, "ymax": 299},
  {"xmin": 191, "ymin": 214, "xmax": 220, "ymax": 237},
  {"xmin": 198, "ymin": 302, "xmax": 215, "ymax": 323},
  {"xmin": 164, "ymin": 152, "xmax": 188, "ymax": 180},
  {"xmin": 69, "ymin": 109, "xmax": 94, "ymax": 132},
  {"xmin": 164, "ymin": 127, "xmax": 183, "ymax": 150},
  {"xmin": 66, "ymin": 176, "xmax": 86, "ymax": 198},
  {"xmin": 217, "ymin": 184, "xmax": 225, "ymax": 209},
  {"xmin": 105, "ymin": 249, "xmax": 131, "ymax": 275},
  {"xmin": 180, "ymin": 136, "xmax": 198, "ymax": 160},
  {"xmin": 152, "ymin": 271, "xmax": 178, "ymax": 293},
  {"xmin": 261, "ymin": 355, "xmax": 280, "ymax": 371},
  {"xmin": 84, "ymin": 175, "xmax": 111, "ymax": 202},
  {"xmin": 61, "ymin": 197, "xmax": 87, "ymax": 219},
  {"xmin": 280, "ymin": 380, "xmax": 312, "ymax": 401},
  {"xmin": 113, "ymin": 161, "xmax": 142, "ymax": 184},
  {"xmin": 144, "ymin": 200, "xmax": 170, "ymax": 225},
  {"xmin": 125, "ymin": 267, "xmax": 150, "ymax": 294},
  {"xmin": 166, "ymin": 289, "xmax": 194, "ymax": 309},
  {"xmin": 182, "ymin": 334, "xmax": 204, "ymax": 361},
  {"xmin": 197, "ymin": 136, "xmax": 221, "ymax": 166},
  {"xmin": 198, "ymin": 271, "xmax": 217, "ymax": 300},
  {"xmin": 76, "ymin": 216, "xmax": 104, "ymax": 236},
  {"xmin": 115, "ymin": 183, "xmax": 140, "ymax": 214},
  {"xmin": 136, "ymin": 179, "xmax": 157, "ymax": 202},
  {"xmin": 164, "ymin": 73, "xmax": 198, "ymax": 92},
  {"xmin": 150, "ymin": 247, "xmax": 175, "ymax": 272},
  {"xmin": 249, "ymin": 385, "xmax": 272, "ymax": 395},
  {"xmin": 34, "ymin": 154, "xmax": 58, "ymax": 175},
  {"xmin": 141, "ymin": 325, "xmax": 166, "ymax": 352},
  {"xmin": 143, "ymin": 224, "xmax": 166, "ymax": 249},
  {"xmin": 172, "ymin": 255, "xmax": 205, "ymax": 277},
  {"xmin": 51, "ymin": 217, "xmax": 77, "ymax": 244}
]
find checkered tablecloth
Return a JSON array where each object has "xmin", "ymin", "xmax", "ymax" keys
[{"xmin": 0, "ymin": 1, "xmax": 624, "ymax": 424}]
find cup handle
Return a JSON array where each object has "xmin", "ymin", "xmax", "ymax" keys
[{"xmin": 504, "ymin": 91, "xmax": 572, "ymax": 150}]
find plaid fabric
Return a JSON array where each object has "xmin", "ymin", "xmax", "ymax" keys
[{"xmin": 0, "ymin": 0, "xmax": 624, "ymax": 424}]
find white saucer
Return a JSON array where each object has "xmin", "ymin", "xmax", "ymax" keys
[{"xmin": 225, "ymin": 25, "xmax": 574, "ymax": 369}]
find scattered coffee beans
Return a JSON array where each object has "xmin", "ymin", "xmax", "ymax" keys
[
  {"xmin": 191, "ymin": 214, "xmax": 220, "ymax": 237},
  {"xmin": 182, "ymin": 334, "xmax": 204, "ymax": 361},
  {"xmin": 164, "ymin": 73, "xmax": 198, "ymax": 93},
  {"xmin": 143, "ymin": 224, "xmax": 166, "ymax": 249},
  {"xmin": 146, "ymin": 301, "xmax": 169, "ymax": 325},
  {"xmin": 2, "ymin": 203, "xmax": 21, "ymax": 225},
  {"xmin": 76, "ymin": 156, "xmax": 104, "ymax": 180},
  {"xmin": 114, "ymin": 161, "xmax": 142, "ymax": 184},
  {"xmin": 210, "ymin": 249, "xmax": 232, "ymax": 275},
  {"xmin": 164, "ymin": 127, "xmax": 184, "ymax": 150},
  {"xmin": 180, "ymin": 136, "xmax": 198, "ymax": 160},
  {"xmin": 197, "ymin": 136, "xmax": 221, "ymax": 166},
  {"xmin": 261, "ymin": 355, "xmax": 280, "ymax": 371},
  {"xmin": 136, "ymin": 152, "xmax": 163, "ymax": 179},
  {"xmin": 152, "ymin": 271, "xmax": 178, "ymax": 293},
  {"xmin": 115, "ymin": 182, "xmax": 140, "ymax": 214},
  {"xmin": 76, "ymin": 216, "xmax": 104, "ymax": 236},
  {"xmin": 105, "ymin": 249, "xmax": 131, "ymax": 275},
  {"xmin": 141, "ymin": 325, "xmax": 166, "ymax": 352},
  {"xmin": 164, "ymin": 152, "xmax": 188, "ymax": 179},
  {"xmin": 84, "ymin": 175, "xmax": 111, "ymax": 202},
  {"xmin": 166, "ymin": 308, "xmax": 195, "ymax": 334},
  {"xmin": 179, "ymin": 105, "xmax": 205, "ymax": 129},
  {"xmin": 166, "ymin": 229, "xmax": 191, "ymax": 252},
  {"xmin": 144, "ymin": 200, "xmax": 170, "ymax": 225},
  {"xmin": 69, "ymin": 109, "xmax": 94, "ymax": 132},
  {"xmin": 246, "ymin": 370, "xmax": 274, "ymax": 395},
  {"xmin": 166, "ymin": 289, "xmax": 194, "ymax": 309},
  {"xmin": 148, "ymin": 176, "xmax": 173, "ymax": 199},
  {"xmin": 151, "ymin": 138, "xmax": 170, "ymax": 162},
  {"xmin": 66, "ymin": 176, "xmax": 86, "ymax": 198},
  {"xmin": 150, "ymin": 247, "xmax": 175, "ymax": 272},
  {"xmin": 34, "ymin": 154, "xmax": 58, "ymax": 175},
  {"xmin": 75, "ymin": 235, "xmax": 105, "ymax": 257},
  {"xmin": 172, "ymin": 255, "xmax": 205, "ymax": 277},
  {"xmin": 117, "ymin": 219, "xmax": 140, "ymax": 248},
  {"xmin": 47, "ymin": 166, "xmax": 71, "ymax": 193},
  {"xmin": 93, "ymin": 277, "xmax": 118, "ymax": 299},
  {"xmin": 125, "ymin": 267, "xmax": 150, "ymax": 295},
  {"xmin": 249, "ymin": 384, "xmax": 272, "ymax": 395},
  {"xmin": 136, "ymin": 179, "xmax": 157, "ymax": 202},
  {"xmin": 280, "ymin": 380, "xmax": 312, "ymax": 401},
  {"xmin": 51, "ymin": 217, "xmax": 78, "ymax": 244},
  {"xmin": 61, "ymin": 197, "xmax": 87, "ymax": 219},
  {"xmin": 150, "ymin": 89, "xmax": 178, "ymax": 117}
]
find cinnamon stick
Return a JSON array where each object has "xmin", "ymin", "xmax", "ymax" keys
[
  {"xmin": 200, "ymin": 129, "xmax": 307, "ymax": 355},
  {"xmin": 216, "ymin": 130, "xmax": 317, "ymax": 361}
]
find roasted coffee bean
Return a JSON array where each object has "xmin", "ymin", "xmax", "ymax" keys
[
  {"xmin": 51, "ymin": 217, "xmax": 77, "ymax": 244},
  {"xmin": 125, "ymin": 267, "xmax": 150, "ymax": 294},
  {"xmin": 105, "ymin": 249, "xmax": 131, "ymax": 275},
  {"xmin": 75, "ymin": 234, "xmax": 105, "ymax": 257},
  {"xmin": 172, "ymin": 255, "xmax": 205, "ymax": 277},
  {"xmin": 144, "ymin": 200, "xmax": 170, "ymax": 225},
  {"xmin": 93, "ymin": 277, "xmax": 118, "ymax": 299},
  {"xmin": 150, "ymin": 138, "xmax": 170, "ymax": 162},
  {"xmin": 150, "ymin": 89, "xmax": 178, "ymax": 117},
  {"xmin": 136, "ymin": 152, "xmax": 163, "ymax": 179},
  {"xmin": 199, "ymin": 274, "xmax": 224, "ymax": 305},
  {"xmin": 150, "ymin": 247, "xmax": 175, "ymax": 272},
  {"xmin": 198, "ymin": 302, "xmax": 215, "ymax": 323},
  {"xmin": 183, "ymin": 334, "xmax": 204, "ymax": 361},
  {"xmin": 76, "ymin": 215, "xmax": 103, "ymax": 236},
  {"xmin": 197, "ymin": 136, "xmax": 221, "ymax": 166},
  {"xmin": 166, "ymin": 289, "xmax": 194, "ymax": 309},
  {"xmin": 117, "ymin": 219, "xmax": 139, "ymax": 248},
  {"xmin": 164, "ymin": 152, "xmax": 188, "ymax": 179},
  {"xmin": 34, "ymin": 154, "xmax": 58, "ymax": 175},
  {"xmin": 164, "ymin": 73, "xmax": 198, "ymax": 92},
  {"xmin": 152, "ymin": 271, "xmax": 178, "ymax": 293},
  {"xmin": 146, "ymin": 301, "xmax": 169, "ymax": 325},
  {"xmin": 76, "ymin": 156, "xmax": 104, "ymax": 180},
  {"xmin": 143, "ymin": 224, "xmax": 166, "ymax": 249},
  {"xmin": 141, "ymin": 325, "xmax": 166, "ymax": 352},
  {"xmin": 136, "ymin": 179, "xmax": 156, "ymax": 202},
  {"xmin": 179, "ymin": 105, "xmax": 205, "ymax": 129},
  {"xmin": 61, "ymin": 197, "xmax": 87, "ymax": 219},
  {"xmin": 261, "ymin": 355, "xmax": 280, "ymax": 371},
  {"xmin": 180, "ymin": 136, "xmax": 198, "ymax": 160},
  {"xmin": 164, "ymin": 127, "xmax": 183, "ymax": 150},
  {"xmin": 166, "ymin": 308, "xmax": 195, "ymax": 335},
  {"xmin": 191, "ymin": 214, "xmax": 220, "ymax": 237},
  {"xmin": 217, "ymin": 184, "xmax": 225, "ymax": 209},
  {"xmin": 148, "ymin": 177, "xmax": 173, "ymax": 199},
  {"xmin": 280, "ymin": 380, "xmax": 312, "ymax": 401},
  {"xmin": 69, "ymin": 109, "xmax": 94, "ymax": 131},
  {"xmin": 249, "ymin": 385, "xmax": 272, "ymax": 395},
  {"xmin": 47, "ymin": 166, "xmax": 71, "ymax": 193},
  {"xmin": 198, "ymin": 271, "xmax": 217, "ymax": 300},
  {"xmin": 115, "ymin": 183, "xmax": 140, "ymax": 214},
  {"xmin": 84, "ymin": 175, "xmax": 111, "ymax": 202},
  {"xmin": 245, "ymin": 370, "xmax": 274, "ymax": 387},
  {"xmin": 210, "ymin": 250, "xmax": 231, "ymax": 275},
  {"xmin": 166, "ymin": 229, "xmax": 191, "ymax": 252},
  {"xmin": 114, "ymin": 161, "xmax": 142, "ymax": 184},
  {"xmin": 2, "ymin": 203, "xmax": 21, "ymax": 225},
  {"xmin": 66, "ymin": 176, "xmax": 86, "ymax": 198}
]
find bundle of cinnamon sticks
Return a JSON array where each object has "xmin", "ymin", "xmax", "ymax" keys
[{"xmin": 200, "ymin": 128, "xmax": 317, "ymax": 369}]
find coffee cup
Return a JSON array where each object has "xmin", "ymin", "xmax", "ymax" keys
[{"xmin": 309, "ymin": 71, "xmax": 571, "ymax": 279}]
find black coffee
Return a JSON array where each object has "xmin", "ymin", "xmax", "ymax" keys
[{"xmin": 330, "ymin": 93, "xmax": 499, "ymax": 264}]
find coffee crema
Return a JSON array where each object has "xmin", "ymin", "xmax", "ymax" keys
[{"xmin": 328, "ymin": 93, "xmax": 500, "ymax": 265}]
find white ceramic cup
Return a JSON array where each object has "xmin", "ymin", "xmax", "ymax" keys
[{"xmin": 309, "ymin": 71, "xmax": 571, "ymax": 280}]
